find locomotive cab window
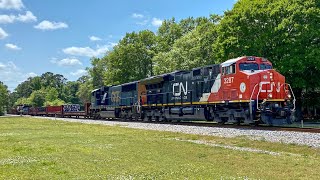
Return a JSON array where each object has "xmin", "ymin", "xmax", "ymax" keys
[
  {"xmin": 260, "ymin": 64, "xmax": 272, "ymax": 70},
  {"xmin": 223, "ymin": 63, "xmax": 236, "ymax": 75},
  {"xmin": 239, "ymin": 63, "xmax": 259, "ymax": 71}
]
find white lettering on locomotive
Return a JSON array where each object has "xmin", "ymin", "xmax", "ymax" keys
[
  {"xmin": 224, "ymin": 77, "xmax": 234, "ymax": 84},
  {"xmin": 260, "ymin": 82, "xmax": 281, "ymax": 93},
  {"xmin": 173, "ymin": 82, "xmax": 188, "ymax": 97}
]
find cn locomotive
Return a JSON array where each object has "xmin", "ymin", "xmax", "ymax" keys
[{"xmin": 90, "ymin": 56, "xmax": 296, "ymax": 125}]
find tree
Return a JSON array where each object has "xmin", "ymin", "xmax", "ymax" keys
[
  {"xmin": 44, "ymin": 99, "xmax": 65, "ymax": 106},
  {"xmin": 153, "ymin": 16, "xmax": 221, "ymax": 74},
  {"xmin": 14, "ymin": 97, "xmax": 31, "ymax": 106},
  {"xmin": 157, "ymin": 18, "xmax": 183, "ymax": 53},
  {"xmin": 212, "ymin": 0, "xmax": 320, "ymax": 119},
  {"xmin": 46, "ymin": 87, "xmax": 59, "ymax": 102},
  {"xmin": 15, "ymin": 78, "xmax": 33, "ymax": 98},
  {"xmin": 11, "ymin": 72, "xmax": 70, "ymax": 107},
  {"xmin": 0, "ymin": 82, "xmax": 9, "ymax": 115},
  {"xmin": 76, "ymin": 76, "xmax": 93, "ymax": 104},
  {"xmin": 29, "ymin": 90, "xmax": 46, "ymax": 107},
  {"xmin": 62, "ymin": 81, "xmax": 81, "ymax": 104},
  {"xmin": 88, "ymin": 57, "xmax": 106, "ymax": 88},
  {"xmin": 103, "ymin": 30, "xmax": 156, "ymax": 85}
]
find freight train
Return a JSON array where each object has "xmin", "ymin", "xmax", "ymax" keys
[
  {"xmin": 14, "ymin": 104, "xmax": 91, "ymax": 118},
  {"xmin": 13, "ymin": 56, "xmax": 295, "ymax": 125},
  {"xmin": 90, "ymin": 56, "xmax": 296, "ymax": 125}
]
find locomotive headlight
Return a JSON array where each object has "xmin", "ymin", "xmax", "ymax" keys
[
  {"xmin": 268, "ymin": 93, "xmax": 273, "ymax": 99},
  {"xmin": 287, "ymin": 94, "xmax": 291, "ymax": 98}
]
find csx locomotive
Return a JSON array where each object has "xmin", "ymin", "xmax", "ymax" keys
[{"xmin": 90, "ymin": 56, "xmax": 295, "ymax": 125}]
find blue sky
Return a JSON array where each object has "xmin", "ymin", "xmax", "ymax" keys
[{"xmin": 0, "ymin": 0, "xmax": 236, "ymax": 91}]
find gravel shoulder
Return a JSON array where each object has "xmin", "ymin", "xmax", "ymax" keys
[{"xmin": 29, "ymin": 116, "xmax": 320, "ymax": 148}]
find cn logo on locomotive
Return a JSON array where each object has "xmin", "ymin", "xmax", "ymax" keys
[
  {"xmin": 173, "ymin": 82, "xmax": 188, "ymax": 97},
  {"xmin": 260, "ymin": 82, "xmax": 281, "ymax": 93}
]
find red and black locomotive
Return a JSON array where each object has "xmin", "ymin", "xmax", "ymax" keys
[{"xmin": 91, "ymin": 56, "xmax": 295, "ymax": 125}]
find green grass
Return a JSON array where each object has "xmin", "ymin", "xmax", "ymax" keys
[{"xmin": 0, "ymin": 117, "xmax": 319, "ymax": 179}]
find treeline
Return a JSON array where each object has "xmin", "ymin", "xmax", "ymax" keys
[
  {"xmin": 1, "ymin": 0, "xmax": 319, "ymax": 118},
  {"xmin": 8, "ymin": 72, "xmax": 82, "ymax": 108}
]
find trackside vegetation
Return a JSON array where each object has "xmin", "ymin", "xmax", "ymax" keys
[{"xmin": 0, "ymin": 117, "xmax": 319, "ymax": 179}]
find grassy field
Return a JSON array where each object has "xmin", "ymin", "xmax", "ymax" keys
[{"xmin": 0, "ymin": 117, "xmax": 319, "ymax": 179}]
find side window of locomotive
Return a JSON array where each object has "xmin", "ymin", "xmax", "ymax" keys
[
  {"xmin": 193, "ymin": 69, "xmax": 201, "ymax": 76},
  {"xmin": 203, "ymin": 67, "xmax": 211, "ymax": 76},
  {"xmin": 225, "ymin": 64, "xmax": 236, "ymax": 75},
  {"xmin": 260, "ymin": 64, "xmax": 272, "ymax": 70},
  {"xmin": 239, "ymin": 63, "xmax": 259, "ymax": 71}
]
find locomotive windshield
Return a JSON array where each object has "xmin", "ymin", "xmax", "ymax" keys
[
  {"xmin": 239, "ymin": 63, "xmax": 259, "ymax": 71},
  {"xmin": 260, "ymin": 64, "xmax": 272, "ymax": 70}
]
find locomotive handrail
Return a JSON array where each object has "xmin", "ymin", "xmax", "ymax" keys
[
  {"xmin": 256, "ymin": 83, "xmax": 264, "ymax": 111},
  {"xmin": 249, "ymin": 83, "xmax": 260, "ymax": 120},
  {"xmin": 285, "ymin": 83, "xmax": 296, "ymax": 111},
  {"xmin": 277, "ymin": 83, "xmax": 296, "ymax": 111},
  {"xmin": 249, "ymin": 83, "xmax": 259, "ymax": 101}
]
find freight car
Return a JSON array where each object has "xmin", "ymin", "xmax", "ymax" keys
[
  {"xmin": 90, "ymin": 56, "xmax": 296, "ymax": 125},
  {"xmin": 28, "ymin": 104, "xmax": 90, "ymax": 118}
]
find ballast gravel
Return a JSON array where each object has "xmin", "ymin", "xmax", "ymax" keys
[{"xmin": 34, "ymin": 116, "xmax": 320, "ymax": 148}]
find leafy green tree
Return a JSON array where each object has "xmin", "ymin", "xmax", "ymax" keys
[
  {"xmin": 153, "ymin": 16, "xmax": 221, "ymax": 74},
  {"xmin": 44, "ymin": 99, "xmax": 65, "ymax": 106},
  {"xmin": 31, "ymin": 76, "xmax": 42, "ymax": 91},
  {"xmin": 12, "ymin": 72, "xmax": 70, "ymax": 107},
  {"xmin": 40, "ymin": 72, "xmax": 66, "ymax": 98},
  {"xmin": 157, "ymin": 18, "xmax": 183, "ymax": 53},
  {"xmin": 88, "ymin": 57, "xmax": 106, "ymax": 88},
  {"xmin": 14, "ymin": 97, "xmax": 31, "ymax": 107},
  {"xmin": 0, "ymin": 82, "xmax": 9, "ymax": 115},
  {"xmin": 62, "ymin": 81, "xmax": 81, "ymax": 104},
  {"xmin": 29, "ymin": 90, "xmax": 46, "ymax": 107},
  {"xmin": 76, "ymin": 76, "xmax": 93, "ymax": 104},
  {"xmin": 212, "ymin": 0, "xmax": 320, "ymax": 119},
  {"xmin": 104, "ymin": 30, "xmax": 156, "ymax": 85},
  {"xmin": 15, "ymin": 78, "xmax": 33, "ymax": 98},
  {"xmin": 46, "ymin": 87, "xmax": 59, "ymax": 102}
]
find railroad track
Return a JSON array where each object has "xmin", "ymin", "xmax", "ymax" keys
[{"xmin": 101, "ymin": 118, "xmax": 320, "ymax": 133}]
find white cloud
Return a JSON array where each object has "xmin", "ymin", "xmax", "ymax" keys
[
  {"xmin": 89, "ymin": 35, "xmax": 101, "ymax": 41},
  {"xmin": 62, "ymin": 43, "xmax": 116, "ymax": 57},
  {"xmin": 70, "ymin": 69, "xmax": 87, "ymax": 76},
  {"xmin": 152, "ymin": 18, "xmax": 162, "ymax": 27},
  {"xmin": 132, "ymin": 13, "xmax": 144, "ymax": 19},
  {"xmin": 5, "ymin": 43, "xmax": 21, "ymax": 50},
  {"xmin": 0, "ymin": 14, "xmax": 15, "ymax": 23},
  {"xmin": 0, "ymin": 11, "xmax": 36, "ymax": 24},
  {"xmin": 0, "ymin": 27, "xmax": 8, "ymax": 39},
  {"xmin": 16, "ymin": 11, "xmax": 37, "ymax": 22},
  {"xmin": 0, "ymin": 0, "xmax": 24, "ymax": 10},
  {"xmin": 51, "ymin": 58, "xmax": 82, "ymax": 66},
  {"xmin": 0, "ymin": 61, "xmax": 36, "ymax": 91},
  {"xmin": 34, "ymin": 20, "xmax": 68, "ymax": 30}
]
